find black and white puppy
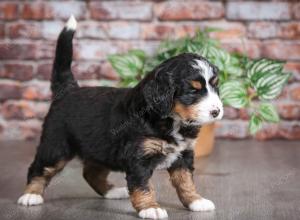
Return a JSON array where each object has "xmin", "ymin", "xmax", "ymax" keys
[{"xmin": 18, "ymin": 16, "xmax": 223, "ymax": 219}]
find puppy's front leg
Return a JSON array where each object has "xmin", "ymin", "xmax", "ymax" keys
[
  {"xmin": 168, "ymin": 150, "xmax": 215, "ymax": 212},
  {"xmin": 126, "ymin": 170, "xmax": 168, "ymax": 219}
]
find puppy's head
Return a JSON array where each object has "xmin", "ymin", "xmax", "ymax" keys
[{"xmin": 143, "ymin": 53, "xmax": 223, "ymax": 125}]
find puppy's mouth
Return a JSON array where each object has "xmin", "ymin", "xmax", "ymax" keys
[{"xmin": 182, "ymin": 108, "xmax": 224, "ymax": 126}]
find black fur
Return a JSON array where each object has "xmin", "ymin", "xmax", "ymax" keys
[{"xmin": 26, "ymin": 26, "xmax": 219, "ymax": 195}]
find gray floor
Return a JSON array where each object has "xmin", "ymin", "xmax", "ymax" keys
[{"xmin": 0, "ymin": 140, "xmax": 299, "ymax": 220}]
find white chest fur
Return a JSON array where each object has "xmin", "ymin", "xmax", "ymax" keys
[{"xmin": 156, "ymin": 123, "xmax": 196, "ymax": 170}]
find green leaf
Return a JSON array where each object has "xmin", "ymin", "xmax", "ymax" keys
[
  {"xmin": 255, "ymin": 73, "xmax": 291, "ymax": 100},
  {"xmin": 258, "ymin": 103, "xmax": 280, "ymax": 123},
  {"xmin": 220, "ymin": 81, "xmax": 248, "ymax": 108},
  {"xmin": 249, "ymin": 114, "xmax": 263, "ymax": 135},
  {"xmin": 128, "ymin": 49, "xmax": 146, "ymax": 60},
  {"xmin": 108, "ymin": 52, "xmax": 145, "ymax": 80},
  {"xmin": 247, "ymin": 59, "xmax": 285, "ymax": 83}
]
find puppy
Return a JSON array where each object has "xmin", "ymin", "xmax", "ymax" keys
[{"xmin": 17, "ymin": 16, "xmax": 223, "ymax": 219}]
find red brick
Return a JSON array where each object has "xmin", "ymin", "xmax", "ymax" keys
[
  {"xmin": 72, "ymin": 62, "xmax": 102, "ymax": 80},
  {"xmin": 0, "ymin": 80, "xmax": 22, "ymax": 101},
  {"xmin": 204, "ymin": 21, "xmax": 246, "ymax": 41},
  {"xmin": 100, "ymin": 61, "xmax": 120, "ymax": 81},
  {"xmin": 0, "ymin": 2, "xmax": 18, "ymax": 20},
  {"xmin": 41, "ymin": 21, "xmax": 64, "ymax": 40},
  {"xmin": 37, "ymin": 62, "xmax": 52, "ymax": 80},
  {"xmin": 261, "ymin": 41, "xmax": 300, "ymax": 61},
  {"xmin": 22, "ymin": 2, "xmax": 52, "ymax": 20},
  {"xmin": 77, "ymin": 22, "xmax": 108, "ymax": 39},
  {"xmin": 155, "ymin": 1, "xmax": 224, "ymax": 21},
  {"xmin": 221, "ymin": 40, "xmax": 261, "ymax": 59},
  {"xmin": 256, "ymin": 121, "xmax": 300, "ymax": 140},
  {"xmin": 0, "ymin": 43, "xmax": 38, "ymax": 60},
  {"xmin": 223, "ymin": 107, "xmax": 239, "ymax": 120},
  {"xmin": 128, "ymin": 41, "xmax": 160, "ymax": 56},
  {"xmin": 47, "ymin": 2, "xmax": 86, "ymax": 20},
  {"xmin": 75, "ymin": 40, "xmax": 120, "ymax": 61},
  {"xmin": 0, "ymin": 63, "xmax": 34, "ymax": 81},
  {"xmin": 290, "ymin": 83, "xmax": 300, "ymax": 101},
  {"xmin": 279, "ymin": 22, "xmax": 300, "ymax": 39},
  {"xmin": 21, "ymin": 81, "xmax": 51, "ymax": 101},
  {"xmin": 277, "ymin": 103, "xmax": 300, "ymax": 120},
  {"xmin": 285, "ymin": 62, "xmax": 300, "ymax": 81},
  {"xmin": 72, "ymin": 61, "xmax": 119, "ymax": 80},
  {"xmin": 226, "ymin": 2, "xmax": 291, "ymax": 21},
  {"xmin": 141, "ymin": 23, "xmax": 175, "ymax": 40},
  {"xmin": 142, "ymin": 21, "xmax": 246, "ymax": 40},
  {"xmin": 278, "ymin": 121, "xmax": 300, "ymax": 140},
  {"xmin": 255, "ymin": 120, "xmax": 300, "ymax": 140},
  {"xmin": 38, "ymin": 62, "xmax": 119, "ymax": 82},
  {"xmin": 1, "ymin": 100, "xmax": 48, "ymax": 120},
  {"xmin": 292, "ymin": 3, "xmax": 300, "ymax": 20},
  {"xmin": 254, "ymin": 124, "xmax": 279, "ymax": 140},
  {"xmin": 248, "ymin": 22, "xmax": 278, "ymax": 39},
  {"xmin": 8, "ymin": 22, "xmax": 41, "ymax": 39},
  {"xmin": 215, "ymin": 120, "xmax": 249, "ymax": 139},
  {"xmin": 0, "ymin": 23, "xmax": 4, "ymax": 38},
  {"xmin": 107, "ymin": 22, "xmax": 140, "ymax": 40},
  {"xmin": 277, "ymin": 86, "xmax": 289, "ymax": 100},
  {"xmin": 22, "ymin": 2, "xmax": 86, "ymax": 20},
  {"xmin": 238, "ymin": 109, "xmax": 250, "ymax": 121},
  {"xmin": 36, "ymin": 42, "xmax": 56, "ymax": 59},
  {"xmin": 90, "ymin": 1, "xmax": 152, "ymax": 21}
]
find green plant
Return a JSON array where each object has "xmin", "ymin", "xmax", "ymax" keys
[{"xmin": 108, "ymin": 29, "xmax": 291, "ymax": 135}]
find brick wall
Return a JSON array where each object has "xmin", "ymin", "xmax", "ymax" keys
[{"xmin": 0, "ymin": 0, "xmax": 299, "ymax": 140}]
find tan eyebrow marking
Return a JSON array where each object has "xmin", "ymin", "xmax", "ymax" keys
[
  {"xmin": 191, "ymin": 81, "xmax": 202, "ymax": 90},
  {"xmin": 211, "ymin": 76, "xmax": 218, "ymax": 86}
]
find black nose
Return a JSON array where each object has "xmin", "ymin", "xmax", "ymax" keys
[{"xmin": 210, "ymin": 108, "xmax": 220, "ymax": 118}]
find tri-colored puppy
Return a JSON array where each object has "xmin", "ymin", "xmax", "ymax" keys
[{"xmin": 18, "ymin": 16, "xmax": 223, "ymax": 219}]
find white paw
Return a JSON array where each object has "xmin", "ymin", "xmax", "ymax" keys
[
  {"xmin": 188, "ymin": 198, "xmax": 215, "ymax": 212},
  {"xmin": 104, "ymin": 187, "xmax": 129, "ymax": 199},
  {"xmin": 17, "ymin": 193, "xmax": 44, "ymax": 206},
  {"xmin": 138, "ymin": 207, "xmax": 168, "ymax": 219}
]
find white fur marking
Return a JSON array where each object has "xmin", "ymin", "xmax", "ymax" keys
[
  {"xmin": 192, "ymin": 59, "xmax": 224, "ymax": 124},
  {"xmin": 138, "ymin": 207, "xmax": 168, "ymax": 219},
  {"xmin": 156, "ymin": 120, "xmax": 191, "ymax": 170},
  {"xmin": 17, "ymin": 193, "xmax": 44, "ymax": 206},
  {"xmin": 66, "ymin": 15, "xmax": 77, "ymax": 30},
  {"xmin": 156, "ymin": 151, "xmax": 181, "ymax": 170},
  {"xmin": 189, "ymin": 198, "xmax": 215, "ymax": 212},
  {"xmin": 104, "ymin": 187, "xmax": 129, "ymax": 199}
]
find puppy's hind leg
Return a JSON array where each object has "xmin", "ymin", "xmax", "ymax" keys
[
  {"xmin": 83, "ymin": 161, "xmax": 129, "ymax": 199},
  {"xmin": 18, "ymin": 130, "xmax": 73, "ymax": 206}
]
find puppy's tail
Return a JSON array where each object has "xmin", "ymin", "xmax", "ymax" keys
[{"xmin": 51, "ymin": 15, "xmax": 79, "ymax": 99}]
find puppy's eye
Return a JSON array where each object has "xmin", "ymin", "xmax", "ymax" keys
[
  {"xmin": 190, "ymin": 81, "xmax": 202, "ymax": 90},
  {"xmin": 210, "ymin": 76, "xmax": 219, "ymax": 86}
]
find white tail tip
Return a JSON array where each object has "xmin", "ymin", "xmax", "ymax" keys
[{"xmin": 66, "ymin": 15, "xmax": 77, "ymax": 31}]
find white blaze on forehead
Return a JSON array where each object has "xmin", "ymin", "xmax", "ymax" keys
[{"xmin": 193, "ymin": 59, "xmax": 213, "ymax": 83}]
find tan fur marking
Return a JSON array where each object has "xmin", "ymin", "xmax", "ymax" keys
[
  {"xmin": 24, "ymin": 177, "xmax": 47, "ymax": 194},
  {"xmin": 143, "ymin": 138, "xmax": 167, "ymax": 156},
  {"xmin": 24, "ymin": 160, "xmax": 67, "ymax": 195},
  {"xmin": 191, "ymin": 80, "xmax": 202, "ymax": 90},
  {"xmin": 173, "ymin": 102, "xmax": 199, "ymax": 121},
  {"xmin": 169, "ymin": 169, "xmax": 201, "ymax": 207},
  {"xmin": 211, "ymin": 76, "xmax": 218, "ymax": 86},
  {"xmin": 83, "ymin": 162, "xmax": 113, "ymax": 196},
  {"xmin": 130, "ymin": 184, "xmax": 159, "ymax": 211}
]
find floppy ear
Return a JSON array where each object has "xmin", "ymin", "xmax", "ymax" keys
[{"xmin": 143, "ymin": 69, "xmax": 175, "ymax": 118}]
